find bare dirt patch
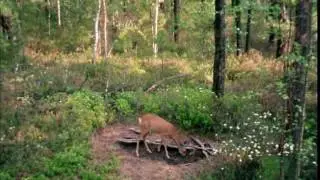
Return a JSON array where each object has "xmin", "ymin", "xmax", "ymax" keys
[{"xmin": 91, "ymin": 123, "xmax": 230, "ymax": 180}]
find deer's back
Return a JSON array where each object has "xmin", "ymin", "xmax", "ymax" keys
[{"xmin": 139, "ymin": 113, "xmax": 177, "ymax": 136}]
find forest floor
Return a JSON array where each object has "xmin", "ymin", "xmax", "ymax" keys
[{"xmin": 91, "ymin": 123, "xmax": 230, "ymax": 180}]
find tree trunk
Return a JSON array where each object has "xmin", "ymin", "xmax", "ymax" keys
[
  {"xmin": 275, "ymin": 18, "xmax": 282, "ymax": 58},
  {"xmin": 287, "ymin": 0, "xmax": 312, "ymax": 179},
  {"xmin": 244, "ymin": 2, "xmax": 252, "ymax": 53},
  {"xmin": 232, "ymin": 0, "xmax": 241, "ymax": 56},
  {"xmin": 47, "ymin": 0, "xmax": 51, "ymax": 36},
  {"xmin": 57, "ymin": 0, "xmax": 61, "ymax": 26},
  {"xmin": 93, "ymin": 0, "xmax": 101, "ymax": 64},
  {"xmin": 102, "ymin": 0, "xmax": 108, "ymax": 61},
  {"xmin": 0, "ymin": 14, "xmax": 12, "ymax": 40},
  {"xmin": 213, "ymin": 0, "xmax": 226, "ymax": 97},
  {"xmin": 152, "ymin": 0, "xmax": 159, "ymax": 58},
  {"xmin": 280, "ymin": 4, "xmax": 289, "ymax": 23},
  {"xmin": 276, "ymin": 3, "xmax": 289, "ymax": 58},
  {"xmin": 200, "ymin": 0, "xmax": 205, "ymax": 58},
  {"xmin": 279, "ymin": 9, "xmax": 292, "ymax": 176},
  {"xmin": 267, "ymin": 0, "xmax": 278, "ymax": 47},
  {"xmin": 173, "ymin": 0, "xmax": 180, "ymax": 43},
  {"xmin": 123, "ymin": 0, "xmax": 127, "ymax": 12}
]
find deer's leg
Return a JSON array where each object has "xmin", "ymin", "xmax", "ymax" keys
[
  {"xmin": 136, "ymin": 129, "xmax": 148, "ymax": 157},
  {"xmin": 157, "ymin": 137, "xmax": 163, "ymax": 152},
  {"xmin": 136, "ymin": 137, "xmax": 140, "ymax": 157},
  {"xmin": 143, "ymin": 132, "xmax": 152, "ymax": 153},
  {"xmin": 163, "ymin": 138, "xmax": 170, "ymax": 159}
]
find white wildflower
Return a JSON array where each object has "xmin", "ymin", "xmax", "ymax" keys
[{"xmin": 289, "ymin": 144, "xmax": 294, "ymax": 151}]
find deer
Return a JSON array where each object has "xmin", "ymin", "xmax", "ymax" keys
[{"xmin": 135, "ymin": 113, "xmax": 187, "ymax": 159}]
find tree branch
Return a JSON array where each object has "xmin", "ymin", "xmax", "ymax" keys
[{"xmin": 145, "ymin": 73, "xmax": 191, "ymax": 93}]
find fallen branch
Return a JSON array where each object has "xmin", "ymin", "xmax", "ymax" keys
[
  {"xmin": 190, "ymin": 136, "xmax": 209, "ymax": 158},
  {"xmin": 129, "ymin": 128, "xmax": 140, "ymax": 134},
  {"xmin": 118, "ymin": 137, "xmax": 195, "ymax": 150},
  {"xmin": 128, "ymin": 128, "xmax": 215, "ymax": 152},
  {"xmin": 117, "ymin": 137, "xmax": 217, "ymax": 156},
  {"xmin": 145, "ymin": 73, "xmax": 191, "ymax": 93}
]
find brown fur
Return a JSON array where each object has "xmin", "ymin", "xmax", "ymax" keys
[{"xmin": 136, "ymin": 113, "xmax": 187, "ymax": 159}]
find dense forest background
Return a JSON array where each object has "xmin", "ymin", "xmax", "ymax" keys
[{"xmin": 0, "ymin": 0, "xmax": 317, "ymax": 179}]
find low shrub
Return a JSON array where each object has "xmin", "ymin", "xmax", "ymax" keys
[
  {"xmin": 23, "ymin": 68, "xmax": 68, "ymax": 100},
  {"xmin": 112, "ymin": 87, "xmax": 262, "ymax": 134},
  {"xmin": 44, "ymin": 143, "xmax": 89, "ymax": 177},
  {"xmin": 195, "ymin": 159, "xmax": 262, "ymax": 180},
  {"xmin": 0, "ymin": 172, "xmax": 14, "ymax": 180},
  {"xmin": 59, "ymin": 90, "xmax": 113, "ymax": 140}
]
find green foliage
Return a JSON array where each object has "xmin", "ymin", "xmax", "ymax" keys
[
  {"xmin": 195, "ymin": 156, "xmax": 290, "ymax": 180},
  {"xmin": 60, "ymin": 90, "xmax": 110, "ymax": 139},
  {"xmin": 112, "ymin": 87, "xmax": 212, "ymax": 131},
  {"xmin": 195, "ymin": 159, "xmax": 262, "ymax": 180},
  {"xmin": 115, "ymin": 98, "xmax": 135, "ymax": 116},
  {"xmin": 18, "ymin": 143, "xmax": 120, "ymax": 179},
  {"xmin": 300, "ymin": 136, "xmax": 317, "ymax": 179},
  {"xmin": 79, "ymin": 155, "xmax": 120, "ymax": 180},
  {"xmin": 259, "ymin": 156, "xmax": 284, "ymax": 179},
  {"xmin": 0, "ymin": 89, "xmax": 118, "ymax": 179},
  {"xmin": 19, "ymin": 66, "xmax": 75, "ymax": 100},
  {"xmin": 112, "ymin": 87, "xmax": 262, "ymax": 134},
  {"xmin": 0, "ymin": 172, "xmax": 14, "ymax": 180},
  {"xmin": 44, "ymin": 143, "xmax": 89, "ymax": 177},
  {"xmin": 211, "ymin": 91, "xmax": 263, "ymax": 133}
]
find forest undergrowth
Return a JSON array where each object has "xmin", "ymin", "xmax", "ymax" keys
[{"xmin": 0, "ymin": 49, "xmax": 317, "ymax": 179}]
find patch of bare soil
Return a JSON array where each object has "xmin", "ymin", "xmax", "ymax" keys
[{"xmin": 91, "ymin": 123, "xmax": 230, "ymax": 180}]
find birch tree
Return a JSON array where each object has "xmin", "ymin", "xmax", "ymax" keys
[
  {"xmin": 57, "ymin": 0, "xmax": 61, "ymax": 26},
  {"xmin": 152, "ymin": 0, "xmax": 159, "ymax": 58},
  {"xmin": 93, "ymin": 0, "xmax": 101, "ymax": 64},
  {"xmin": 102, "ymin": 0, "xmax": 108, "ymax": 60}
]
